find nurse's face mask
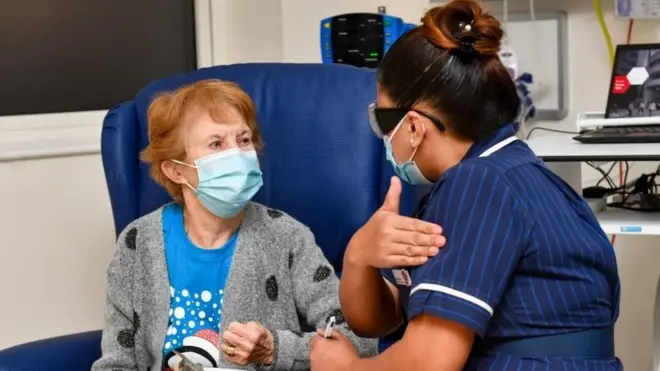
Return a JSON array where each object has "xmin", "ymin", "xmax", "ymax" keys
[
  {"xmin": 172, "ymin": 148, "xmax": 263, "ymax": 218},
  {"xmin": 368, "ymin": 103, "xmax": 444, "ymax": 186}
]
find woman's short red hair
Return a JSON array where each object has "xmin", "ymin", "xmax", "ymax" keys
[{"xmin": 140, "ymin": 79, "xmax": 263, "ymax": 203}]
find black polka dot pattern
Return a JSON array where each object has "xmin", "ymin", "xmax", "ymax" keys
[
  {"xmin": 313, "ymin": 265, "xmax": 332, "ymax": 282},
  {"xmin": 124, "ymin": 227, "xmax": 137, "ymax": 250},
  {"xmin": 117, "ymin": 311, "xmax": 140, "ymax": 349},
  {"xmin": 133, "ymin": 311, "xmax": 141, "ymax": 330},
  {"xmin": 326, "ymin": 309, "xmax": 346, "ymax": 325},
  {"xmin": 267, "ymin": 209, "xmax": 283, "ymax": 219},
  {"xmin": 288, "ymin": 252, "xmax": 294, "ymax": 269},
  {"xmin": 117, "ymin": 329, "xmax": 135, "ymax": 348},
  {"xmin": 265, "ymin": 275, "xmax": 279, "ymax": 301}
]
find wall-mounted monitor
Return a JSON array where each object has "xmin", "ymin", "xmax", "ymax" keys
[{"xmin": 320, "ymin": 13, "xmax": 415, "ymax": 68}]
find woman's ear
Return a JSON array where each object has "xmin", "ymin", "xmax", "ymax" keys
[
  {"xmin": 161, "ymin": 160, "xmax": 189, "ymax": 185},
  {"xmin": 406, "ymin": 113, "xmax": 427, "ymax": 149}
]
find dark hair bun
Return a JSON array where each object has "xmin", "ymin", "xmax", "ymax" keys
[{"xmin": 420, "ymin": 0, "xmax": 503, "ymax": 57}]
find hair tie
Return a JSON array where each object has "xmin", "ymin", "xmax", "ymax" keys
[{"xmin": 458, "ymin": 36, "xmax": 477, "ymax": 53}]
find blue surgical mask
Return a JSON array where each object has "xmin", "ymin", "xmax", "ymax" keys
[
  {"xmin": 173, "ymin": 148, "xmax": 263, "ymax": 218},
  {"xmin": 384, "ymin": 117, "xmax": 432, "ymax": 186}
]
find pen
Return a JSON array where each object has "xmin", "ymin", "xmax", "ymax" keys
[{"xmin": 324, "ymin": 316, "xmax": 336, "ymax": 338}]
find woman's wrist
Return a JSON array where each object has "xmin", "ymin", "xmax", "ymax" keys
[{"xmin": 259, "ymin": 329, "xmax": 275, "ymax": 365}]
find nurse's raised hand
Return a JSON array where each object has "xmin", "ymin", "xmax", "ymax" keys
[{"xmin": 346, "ymin": 176, "xmax": 445, "ymax": 268}]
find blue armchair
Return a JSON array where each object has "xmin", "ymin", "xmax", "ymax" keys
[{"xmin": 0, "ymin": 63, "xmax": 424, "ymax": 371}]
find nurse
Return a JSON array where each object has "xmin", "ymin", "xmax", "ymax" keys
[{"xmin": 309, "ymin": 0, "xmax": 622, "ymax": 370}]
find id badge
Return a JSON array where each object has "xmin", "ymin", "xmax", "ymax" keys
[{"xmin": 392, "ymin": 268, "xmax": 411, "ymax": 287}]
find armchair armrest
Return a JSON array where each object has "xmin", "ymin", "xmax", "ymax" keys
[{"xmin": 0, "ymin": 330, "xmax": 102, "ymax": 371}]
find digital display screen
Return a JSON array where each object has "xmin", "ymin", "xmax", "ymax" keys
[{"xmin": 331, "ymin": 14, "xmax": 385, "ymax": 68}]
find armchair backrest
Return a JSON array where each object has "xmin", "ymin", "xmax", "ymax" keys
[{"xmin": 101, "ymin": 63, "xmax": 425, "ymax": 272}]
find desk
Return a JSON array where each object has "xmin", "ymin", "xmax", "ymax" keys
[
  {"xmin": 527, "ymin": 134, "xmax": 660, "ymax": 162},
  {"xmin": 525, "ymin": 133, "xmax": 660, "ymax": 235}
]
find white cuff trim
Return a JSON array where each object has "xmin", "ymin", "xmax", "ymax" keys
[{"xmin": 410, "ymin": 283, "xmax": 494, "ymax": 316}]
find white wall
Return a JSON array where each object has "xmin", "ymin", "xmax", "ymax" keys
[
  {"xmin": 0, "ymin": 155, "xmax": 116, "ymax": 347},
  {"xmin": 1, "ymin": 1, "xmax": 659, "ymax": 370}
]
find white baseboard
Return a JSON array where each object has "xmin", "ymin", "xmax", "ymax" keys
[{"xmin": 0, "ymin": 110, "xmax": 105, "ymax": 162}]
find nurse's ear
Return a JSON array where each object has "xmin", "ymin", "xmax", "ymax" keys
[{"xmin": 405, "ymin": 112, "xmax": 427, "ymax": 150}]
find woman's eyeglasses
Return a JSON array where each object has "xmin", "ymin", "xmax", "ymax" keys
[{"xmin": 367, "ymin": 102, "xmax": 445, "ymax": 138}]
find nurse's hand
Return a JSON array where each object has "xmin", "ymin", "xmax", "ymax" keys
[
  {"xmin": 310, "ymin": 329, "xmax": 359, "ymax": 370},
  {"xmin": 347, "ymin": 176, "xmax": 445, "ymax": 268}
]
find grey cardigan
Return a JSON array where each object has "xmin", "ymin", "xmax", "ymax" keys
[{"xmin": 91, "ymin": 202, "xmax": 376, "ymax": 371}]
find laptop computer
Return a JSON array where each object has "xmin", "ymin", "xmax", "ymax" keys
[{"xmin": 574, "ymin": 43, "xmax": 660, "ymax": 144}]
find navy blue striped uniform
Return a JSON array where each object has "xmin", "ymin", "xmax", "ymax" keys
[{"xmin": 382, "ymin": 124, "xmax": 621, "ymax": 370}]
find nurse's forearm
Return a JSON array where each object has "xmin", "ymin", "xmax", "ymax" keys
[
  {"xmin": 348, "ymin": 315, "xmax": 471, "ymax": 371},
  {"xmin": 347, "ymin": 337, "xmax": 422, "ymax": 371},
  {"xmin": 339, "ymin": 242, "xmax": 402, "ymax": 338}
]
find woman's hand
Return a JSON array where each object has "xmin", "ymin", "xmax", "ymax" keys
[
  {"xmin": 310, "ymin": 329, "xmax": 360, "ymax": 370},
  {"xmin": 347, "ymin": 176, "xmax": 445, "ymax": 268},
  {"xmin": 221, "ymin": 321, "xmax": 274, "ymax": 366}
]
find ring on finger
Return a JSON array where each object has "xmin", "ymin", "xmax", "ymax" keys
[{"xmin": 225, "ymin": 345, "xmax": 236, "ymax": 356}]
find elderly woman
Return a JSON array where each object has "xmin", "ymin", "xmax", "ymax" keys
[{"xmin": 91, "ymin": 79, "xmax": 376, "ymax": 371}]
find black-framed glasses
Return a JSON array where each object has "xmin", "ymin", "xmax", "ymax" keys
[{"xmin": 367, "ymin": 102, "xmax": 446, "ymax": 138}]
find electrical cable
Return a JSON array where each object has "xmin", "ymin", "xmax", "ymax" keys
[
  {"xmin": 610, "ymin": 161, "xmax": 629, "ymax": 245},
  {"xmin": 587, "ymin": 161, "xmax": 617, "ymax": 189},
  {"xmin": 592, "ymin": 0, "xmax": 615, "ymax": 66},
  {"xmin": 610, "ymin": 20, "xmax": 635, "ymax": 244},
  {"xmin": 598, "ymin": 162, "xmax": 618, "ymax": 188},
  {"xmin": 616, "ymin": 21, "xmax": 634, "ymax": 197},
  {"xmin": 525, "ymin": 127, "xmax": 577, "ymax": 139},
  {"xmin": 626, "ymin": 19, "xmax": 634, "ymax": 44},
  {"xmin": 607, "ymin": 164, "xmax": 660, "ymax": 212}
]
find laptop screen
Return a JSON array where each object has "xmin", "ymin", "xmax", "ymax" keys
[{"xmin": 605, "ymin": 43, "xmax": 660, "ymax": 119}]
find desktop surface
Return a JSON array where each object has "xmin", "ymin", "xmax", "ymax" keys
[{"xmin": 526, "ymin": 132, "xmax": 660, "ymax": 161}]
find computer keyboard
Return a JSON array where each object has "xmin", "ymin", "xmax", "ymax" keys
[{"xmin": 573, "ymin": 125, "xmax": 660, "ymax": 144}]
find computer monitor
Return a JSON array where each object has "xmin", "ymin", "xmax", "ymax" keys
[{"xmin": 605, "ymin": 43, "xmax": 660, "ymax": 119}]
